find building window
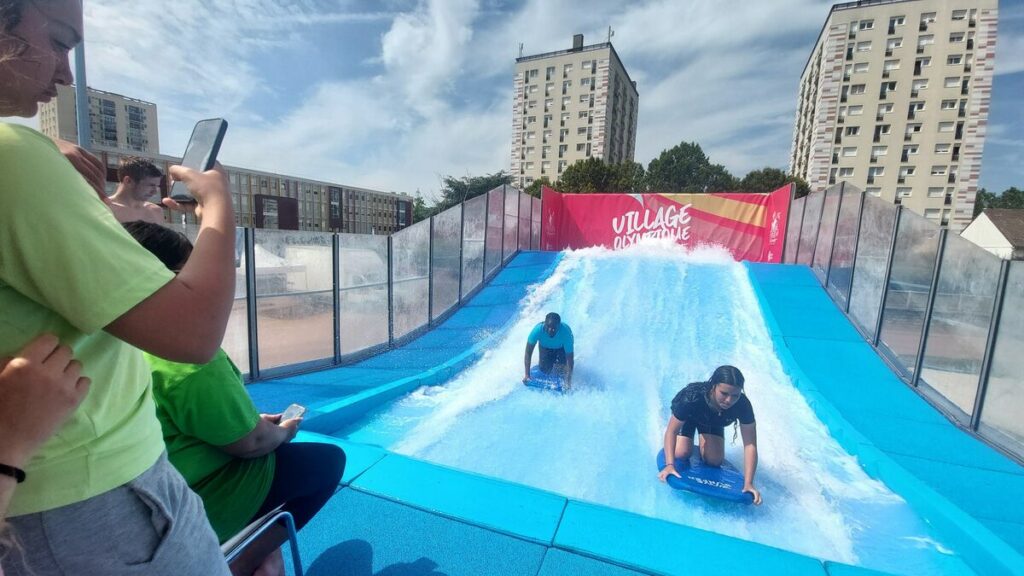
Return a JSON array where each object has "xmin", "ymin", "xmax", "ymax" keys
[
  {"xmin": 924, "ymin": 208, "xmax": 941, "ymax": 219},
  {"xmin": 952, "ymin": 9, "xmax": 967, "ymax": 21},
  {"xmin": 877, "ymin": 103, "xmax": 894, "ymax": 115},
  {"xmin": 941, "ymin": 99, "xmax": 957, "ymax": 110},
  {"xmin": 938, "ymin": 121, "xmax": 954, "ymax": 132},
  {"xmin": 886, "ymin": 38, "xmax": 903, "ymax": 50},
  {"xmin": 918, "ymin": 35, "xmax": 934, "ymax": 49},
  {"xmin": 950, "ymin": 32, "xmax": 965, "ymax": 43},
  {"xmin": 927, "ymin": 187, "xmax": 945, "ymax": 198},
  {"xmin": 845, "ymin": 126, "xmax": 861, "ymax": 136},
  {"xmin": 848, "ymin": 105, "xmax": 863, "ymax": 116},
  {"xmin": 872, "ymin": 145, "xmax": 888, "ymax": 156},
  {"xmin": 930, "ymin": 165, "xmax": 947, "ymax": 176},
  {"xmin": 854, "ymin": 62, "xmax": 869, "ymax": 73},
  {"xmin": 856, "ymin": 41, "xmax": 872, "ymax": 52},
  {"xmin": 842, "ymin": 147, "xmax": 857, "ymax": 157},
  {"xmin": 897, "ymin": 187, "xmax": 912, "ymax": 198},
  {"xmin": 947, "ymin": 54, "xmax": 963, "ymax": 65},
  {"xmin": 944, "ymin": 76, "xmax": 960, "ymax": 88},
  {"xmin": 935, "ymin": 142, "xmax": 952, "ymax": 153},
  {"xmin": 866, "ymin": 187, "xmax": 882, "ymax": 197},
  {"xmin": 850, "ymin": 84, "xmax": 866, "ymax": 95},
  {"xmin": 860, "ymin": 19, "xmax": 874, "ymax": 30},
  {"xmin": 839, "ymin": 167, "xmax": 854, "ymax": 177}
]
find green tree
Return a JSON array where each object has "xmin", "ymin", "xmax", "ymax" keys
[
  {"xmin": 645, "ymin": 142, "xmax": 737, "ymax": 193},
  {"xmin": 974, "ymin": 186, "xmax": 1024, "ymax": 218},
  {"xmin": 524, "ymin": 176, "xmax": 551, "ymax": 198},
  {"xmin": 437, "ymin": 171, "xmax": 512, "ymax": 212},
  {"xmin": 412, "ymin": 194, "xmax": 431, "ymax": 223},
  {"xmin": 554, "ymin": 158, "xmax": 646, "ymax": 193},
  {"xmin": 611, "ymin": 160, "xmax": 647, "ymax": 194},
  {"xmin": 739, "ymin": 167, "xmax": 811, "ymax": 197}
]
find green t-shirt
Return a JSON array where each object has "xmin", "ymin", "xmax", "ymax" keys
[
  {"xmin": 0, "ymin": 123, "xmax": 175, "ymax": 516},
  {"xmin": 146, "ymin": 349, "xmax": 276, "ymax": 543}
]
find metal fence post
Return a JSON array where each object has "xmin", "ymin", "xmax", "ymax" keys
[
  {"xmin": 844, "ymin": 191, "xmax": 867, "ymax": 314},
  {"xmin": 808, "ymin": 189, "xmax": 828, "ymax": 271},
  {"xmin": 387, "ymin": 235, "xmax": 394, "ymax": 347},
  {"xmin": 428, "ymin": 216, "xmax": 435, "ymax": 323},
  {"xmin": 791, "ymin": 189, "xmax": 808, "ymax": 264},
  {"xmin": 332, "ymin": 234, "xmax": 341, "ymax": 364},
  {"xmin": 244, "ymin": 227, "xmax": 260, "ymax": 380},
  {"xmin": 458, "ymin": 203, "xmax": 465, "ymax": 303},
  {"xmin": 971, "ymin": 259, "xmax": 1011, "ymax": 430},
  {"xmin": 500, "ymin": 185, "xmax": 507, "ymax": 263},
  {"xmin": 780, "ymin": 183, "xmax": 796, "ymax": 263},
  {"xmin": 823, "ymin": 182, "xmax": 846, "ymax": 288},
  {"xmin": 873, "ymin": 205, "xmax": 903, "ymax": 346},
  {"xmin": 911, "ymin": 228, "xmax": 948, "ymax": 387}
]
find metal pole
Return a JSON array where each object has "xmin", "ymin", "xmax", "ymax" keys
[
  {"xmin": 332, "ymin": 234, "xmax": 341, "ymax": 364},
  {"xmin": 911, "ymin": 228, "xmax": 948, "ymax": 387},
  {"xmin": 244, "ymin": 228, "xmax": 260, "ymax": 380},
  {"xmin": 792, "ymin": 189, "xmax": 808, "ymax": 264},
  {"xmin": 538, "ymin": 190, "xmax": 544, "ymax": 250},
  {"xmin": 500, "ymin": 185, "xmax": 507, "ymax": 264},
  {"xmin": 824, "ymin": 182, "xmax": 846, "ymax": 289},
  {"xmin": 387, "ymin": 235, "xmax": 394, "ymax": 347},
  {"xmin": 971, "ymin": 259, "xmax": 1011, "ymax": 430},
  {"xmin": 809, "ymin": 189, "xmax": 828, "ymax": 273},
  {"xmin": 873, "ymin": 205, "xmax": 903, "ymax": 346},
  {"xmin": 845, "ymin": 190, "xmax": 867, "ymax": 314},
  {"xmin": 457, "ymin": 203, "xmax": 465, "ymax": 303},
  {"xmin": 73, "ymin": 46, "xmax": 92, "ymax": 149},
  {"xmin": 427, "ymin": 216, "xmax": 435, "ymax": 323},
  {"xmin": 779, "ymin": 183, "xmax": 795, "ymax": 263}
]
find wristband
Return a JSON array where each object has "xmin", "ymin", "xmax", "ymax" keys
[{"xmin": 0, "ymin": 463, "xmax": 26, "ymax": 483}]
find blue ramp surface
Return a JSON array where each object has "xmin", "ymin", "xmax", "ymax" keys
[
  {"xmin": 249, "ymin": 251, "xmax": 561, "ymax": 429},
  {"xmin": 746, "ymin": 262, "xmax": 1024, "ymax": 575}
]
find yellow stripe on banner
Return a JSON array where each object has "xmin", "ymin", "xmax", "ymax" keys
[{"xmin": 661, "ymin": 194, "xmax": 765, "ymax": 225}]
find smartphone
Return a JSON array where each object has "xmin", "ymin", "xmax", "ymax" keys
[
  {"xmin": 281, "ymin": 403, "xmax": 306, "ymax": 421},
  {"xmin": 169, "ymin": 118, "xmax": 228, "ymax": 202}
]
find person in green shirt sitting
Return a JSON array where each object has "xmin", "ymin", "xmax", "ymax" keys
[{"xmin": 123, "ymin": 221, "xmax": 346, "ymax": 576}]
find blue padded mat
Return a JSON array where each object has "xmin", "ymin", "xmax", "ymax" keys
[
  {"xmin": 537, "ymin": 549, "xmax": 657, "ymax": 576},
  {"xmin": 294, "ymin": 489, "xmax": 546, "ymax": 576},
  {"xmin": 747, "ymin": 262, "xmax": 1024, "ymax": 561}
]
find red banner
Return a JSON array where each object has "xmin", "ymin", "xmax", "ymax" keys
[{"xmin": 541, "ymin": 185, "xmax": 791, "ymax": 263}]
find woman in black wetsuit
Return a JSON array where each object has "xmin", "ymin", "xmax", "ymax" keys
[{"xmin": 657, "ymin": 365, "xmax": 762, "ymax": 505}]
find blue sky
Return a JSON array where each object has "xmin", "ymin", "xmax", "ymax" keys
[{"xmin": 27, "ymin": 0, "xmax": 1024, "ymax": 200}]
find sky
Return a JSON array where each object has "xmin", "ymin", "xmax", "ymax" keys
[{"xmin": 17, "ymin": 0, "xmax": 1024, "ymax": 201}]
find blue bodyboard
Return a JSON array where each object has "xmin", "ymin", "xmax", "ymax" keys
[
  {"xmin": 523, "ymin": 365, "xmax": 565, "ymax": 393},
  {"xmin": 656, "ymin": 448, "xmax": 753, "ymax": 504}
]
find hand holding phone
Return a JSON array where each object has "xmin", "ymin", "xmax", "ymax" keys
[
  {"xmin": 281, "ymin": 403, "xmax": 306, "ymax": 421},
  {"xmin": 169, "ymin": 118, "xmax": 228, "ymax": 203}
]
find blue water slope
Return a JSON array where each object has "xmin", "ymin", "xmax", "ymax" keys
[{"xmin": 746, "ymin": 262, "xmax": 1024, "ymax": 576}]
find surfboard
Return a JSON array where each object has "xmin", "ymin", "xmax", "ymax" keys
[
  {"xmin": 656, "ymin": 448, "xmax": 753, "ymax": 504},
  {"xmin": 523, "ymin": 365, "xmax": 566, "ymax": 393}
]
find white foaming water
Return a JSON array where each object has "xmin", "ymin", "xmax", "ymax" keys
[{"xmin": 342, "ymin": 241, "xmax": 973, "ymax": 575}]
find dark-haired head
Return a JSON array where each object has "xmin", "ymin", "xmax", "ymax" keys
[
  {"xmin": 709, "ymin": 365, "xmax": 744, "ymax": 389},
  {"xmin": 543, "ymin": 312, "xmax": 561, "ymax": 336},
  {"xmin": 122, "ymin": 221, "xmax": 192, "ymax": 272}
]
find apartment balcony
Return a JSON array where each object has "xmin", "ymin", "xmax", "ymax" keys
[
  {"xmin": 898, "ymin": 177, "xmax": 906, "ymax": 184},
  {"xmin": 919, "ymin": 22, "xmax": 928, "ymax": 32},
  {"xmin": 882, "ymin": 71, "xmax": 890, "ymax": 79},
  {"xmin": 967, "ymin": 39, "xmax": 974, "ymax": 49},
  {"xmin": 867, "ymin": 175, "xmax": 876, "ymax": 184},
  {"xmin": 948, "ymin": 174, "xmax": 957, "ymax": 184},
  {"xmin": 955, "ymin": 126, "xmax": 964, "ymax": 140},
  {"xmin": 832, "ymin": 153, "xmax": 839, "ymax": 164},
  {"xmin": 952, "ymin": 152, "xmax": 960, "ymax": 161},
  {"xmin": 888, "ymin": 24, "xmax": 896, "ymax": 34},
  {"xmin": 945, "ymin": 195, "xmax": 953, "ymax": 206},
  {"xmin": 885, "ymin": 49, "xmax": 893, "ymax": 57},
  {"xmin": 870, "ymin": 156, "xmax": 879, "ymax": 163}
]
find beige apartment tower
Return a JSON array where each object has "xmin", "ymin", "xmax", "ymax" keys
[
  {"xmin": 790, "ymin": 0, "xmax": 997, "ymax": 231},
  {"xmin": 512, "ymin": 35, "xmax": 639, "ymax": 189},
  {"xmin": 39, "ymin": 85, "xmax": 160, "ymax": 154}
]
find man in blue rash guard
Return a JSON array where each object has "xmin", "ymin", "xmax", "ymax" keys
[{"xmin": 523, "ymin": 312, "xmax": 575, "ymax": 390}]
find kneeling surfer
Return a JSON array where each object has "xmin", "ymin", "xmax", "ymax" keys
[
  {"xmin": 523, "ymin": 312, "xmax": 574, "ymax": 390},
  {"xmin": 658, "ymin": 365, "xmax": 762, "ymax": 505}
]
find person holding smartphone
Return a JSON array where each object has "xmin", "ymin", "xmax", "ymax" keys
[
  {"xmin": 1, "ymin": 2, "xmax": 238, "ymax": 574},
  {"xmin": 123, "ymin": 221, "xmax": 346, "ymax": 576}
]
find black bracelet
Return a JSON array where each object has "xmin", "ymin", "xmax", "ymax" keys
[{"xmin": 0, "ymin": 463, "xmax": 26, "ymax": 484}]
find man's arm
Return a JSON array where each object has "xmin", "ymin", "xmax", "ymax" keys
[
  {"xmin": 739, "ymin": 422, "xmax": 762, "ymax": 505},
  {"xmin": 219, "ymin": 414, "xmax": 301, "ymax": 459},
  {"xmin": 52, "ymin": 138, "xmax": 106, "ymax": 198},
  {"xmin": 105, "ymin": 166, "xmax": 235, "ymax": 363},
  {"xmin": 523, "ymin": 342, "xmax": 536, "ymax": 382}
]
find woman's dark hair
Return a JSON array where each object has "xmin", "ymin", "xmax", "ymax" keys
[
  {"xmin": 122, "ymin": 221, "xmax": 193, "ymax": 272},
  {"xmin": 709, "ymin": 365, "xmax": 745, "ymax": 389},
  {"xmin": 0, "ymin": 0, "xmax": 27, "ymax": 34}
]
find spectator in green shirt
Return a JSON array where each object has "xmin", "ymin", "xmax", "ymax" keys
[{"xmin": 124, "ymin": 221, "xmax": 346, "ymax": 576}]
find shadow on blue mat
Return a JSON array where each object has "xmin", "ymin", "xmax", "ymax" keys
[{"xmin": 307, "ymin": 540, "xmax": 447, "ymax": 576}]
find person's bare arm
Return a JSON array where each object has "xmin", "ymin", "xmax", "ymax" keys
[
  {"xmin": 104, "ymin": 165, "xmax": 235, "ymax": 363},
  {"xmin": 523, "ymin": 342, "xmax": 536, "ymax": 382},
  {"xmin": 659, "ymin": 416, "xmax": 684, "ymax": 481},
  {"xmin": 740, "ymin": 422, "xmax": 762, "ymax": 505},
  {"xmin": 219, "ymin": 414, "xmax": 301, "ymax": 459},
  {"xmin": 0, "ymin": 335, "xmax": 91, "ymax": 520}
]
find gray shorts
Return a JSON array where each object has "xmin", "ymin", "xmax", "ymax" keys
[{"xmin": 1, "ymin": 452, "xmax": 230, "ymax": 576}]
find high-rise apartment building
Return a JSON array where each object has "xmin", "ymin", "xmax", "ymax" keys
[
  {"xmin": 790, "ymin": 0, "xmax": 997, "ymax": 231},
  {"xmin": 39, "ymin": 85, "xmax": 160, "ymax": 154},
  {"xmin": 512, "ymin": 35, "xmax": 639, "ymax": 189}
]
